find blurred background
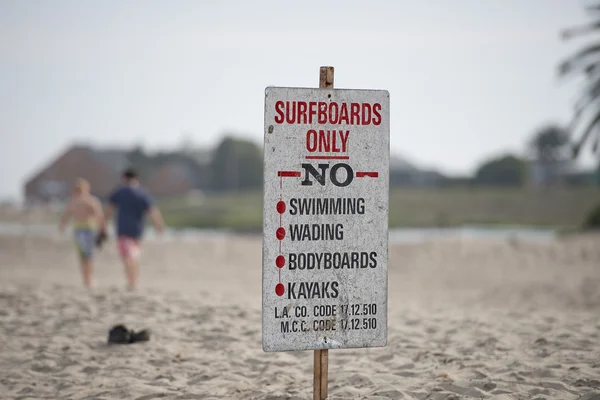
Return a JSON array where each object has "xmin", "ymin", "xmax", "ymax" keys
[{"xmin": 1, "ymin": 0, "xmax": 599, "ymax": 236}]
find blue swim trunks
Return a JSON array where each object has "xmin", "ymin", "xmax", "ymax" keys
[{"xmin": 74, "ymin": 227, "xmax": 96, "ymax": 260}]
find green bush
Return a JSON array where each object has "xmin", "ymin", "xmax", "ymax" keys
[{"xmin": 583, "ymin": 201, "xmax": 600, "ymax": 229}]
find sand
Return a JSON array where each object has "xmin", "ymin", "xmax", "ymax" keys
[{"xmin": 1, "ymin": 232, "xmax": 599, "ymax": 400}]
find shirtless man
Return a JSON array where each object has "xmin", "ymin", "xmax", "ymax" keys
[
  {"xmin": 59, "ymin": 178, "xmax": 106, "ymax": 288},
  {"xmin": 105, "ymin": 168, "xmax": 164, "ymax": 290}
]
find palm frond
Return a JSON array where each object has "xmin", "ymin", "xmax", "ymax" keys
[
  {"xmin": 569, "ymin": 44, "xmax": 600, "ymax": 62},
  {"xmin": 560, "ymin": 3, "xmax": 600, "ymax": 159},
  {"xmin": 585, "ymin": 64, "xmax": 599, "ymax": 76},
  {"xmin": 574, "ymin": 74, "xmax": 600, "ymax": 112},
  {"xmin": 559, "ymin": 58, "xmax": 600, "ymax": 79},
  {"xmin": 561, "ymin": 20, "xmax": 600, "ymax": 39},
  {"xmin": 558, "ymin": 45, "xmax": 600, "ymax": 77},
  {"xmin": 585, "ymin": 3, "xmax": 600, "ymax": 14},
  {"xmin": 572, "ymin": 112, "xmax": 600, "ymax": 158}
]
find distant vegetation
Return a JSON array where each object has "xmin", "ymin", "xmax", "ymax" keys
[
  {"xmin": 142, "ymin": 127, "xmax": 596, "ymax": 194},
  {"xmin": 583, "ymin": 202, "xmax": 600, "ymax": 229},
  {"xmin": 9, "ymin": 126, "xmax": 597, "ymax": 232},
  {"xmin": 210, "ymin": 137, "xmax": 263, "ymax": 192},
  {"xmin": 149, "ymin": 128, "xmax": 599, "ymax": 232},
  {"xmin": 4, "ymin": 186, "xmax": 597, "ymax": 231},
  {"xmin": 159, "ymin": 187, "xmax": 600, "ymax": 232},
  {"xmin": 473, "ymin": 155, "xmax": 527, "ymax": 187}
]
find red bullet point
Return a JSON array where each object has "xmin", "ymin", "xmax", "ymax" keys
[
  {"xmin": 276, "ymin": 255, "xmax": 285, "ymax": 268},
  {"xmin": 276, "ymin": 201, "xmax": 286, "ymax": 214},
  {"xmin": 275, "ymin": 283, "xmax": 285, "ymax": 296},
  {"xmin": 276, "ymin": 227, "xmax": 285, "ymax": 240}
]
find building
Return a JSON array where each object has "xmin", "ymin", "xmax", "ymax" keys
[
  {"xmin": 23, "ymin": 144, "xmax": 209, "ymax": 204},
  {"xmin": 23, "ymin": 145, "xmax": 126, "ymax": 203}
]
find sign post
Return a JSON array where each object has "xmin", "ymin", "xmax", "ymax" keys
[
  {"xmin": 262, "ymin": 66, "xmax": 389, "ymax": 399},
  {"xmin": 314, "ymin": 66, "xmax": 334, "ymax": 400}
]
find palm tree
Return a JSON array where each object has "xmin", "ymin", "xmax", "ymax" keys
[
  {"xmin": 529, "ymin": 125, "xmax": 571, "ymax": 162},
  {"xmin": 528, "ymin": 125, "xmax": 571, "ymax": 186},
  {"xmin": 559, "ymin": 2, "xmax": 600, "ymax": 159}
]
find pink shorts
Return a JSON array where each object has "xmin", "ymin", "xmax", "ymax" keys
[{"xmin": 118, "ymin": 237, "xmax": 141, "ymax": 260}]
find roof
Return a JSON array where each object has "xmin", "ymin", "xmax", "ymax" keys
[
  {"xmin": 24, "ymin": 144, "xmax": 210, "ymax": 194},
  {"xmin": 91, "ymin": 149, "xmax": 130, "ymax": 174}
]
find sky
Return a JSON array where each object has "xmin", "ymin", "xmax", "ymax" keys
[{"xmin": 0, "ymin": 0, "xmax": 595, "ymax": 199}]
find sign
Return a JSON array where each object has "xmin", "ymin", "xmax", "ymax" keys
[{"xmin": 262, "ymin": 87, "xmax": 390, "ymax": 352}]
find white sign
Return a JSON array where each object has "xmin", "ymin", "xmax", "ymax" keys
[{"xmin": 262, "ymin": 87, "xmax": 390, "ymax": 352}]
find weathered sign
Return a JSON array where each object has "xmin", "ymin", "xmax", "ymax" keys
[{"xmin": 263, "ymin": 87, "xmax": 390, "ymax": 352}]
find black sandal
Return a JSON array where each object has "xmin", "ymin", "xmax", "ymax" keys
[{"xmin": 107, "ymin": 325, "xmax": 151, "ymax": 344}]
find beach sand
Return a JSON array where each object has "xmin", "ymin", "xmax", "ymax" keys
[{"xmin": 1, "ymin": 233, "xmax": 599, "ymax": 399}]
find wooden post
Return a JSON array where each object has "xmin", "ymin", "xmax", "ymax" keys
[
  {"xmin": 320, "ymin": 66, "xmax": 334, "ymax": 89},
  {"xmin": 314, "ymin": 65, "xmax": 333, "ymax": 400},
  {"xmin": 313, "ymin": 348, "xmax": 328, "ymax": 400}
]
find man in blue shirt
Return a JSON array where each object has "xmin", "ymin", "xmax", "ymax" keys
[{"xmin": 105, "ymin": 168, "xmax": 164, "ymax": 290}]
